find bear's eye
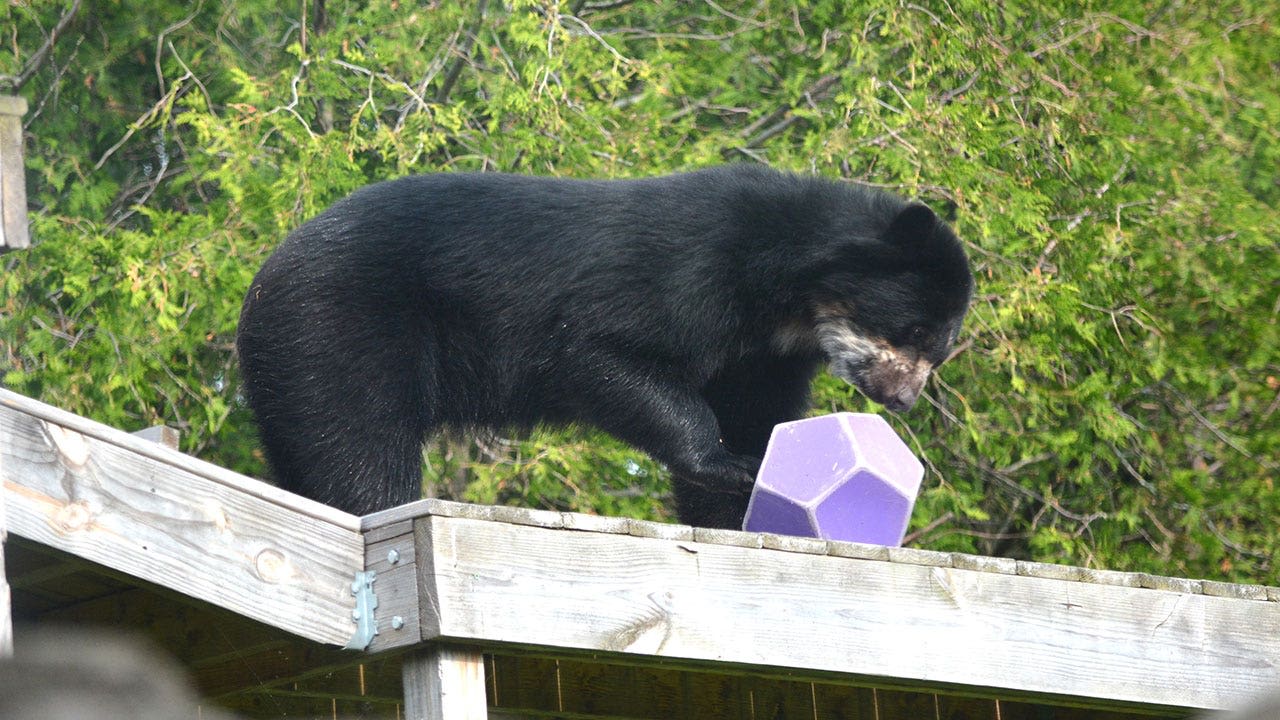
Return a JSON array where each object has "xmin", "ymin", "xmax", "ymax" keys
[{"xmin": 909, "ymin": 326, "xmax": 927, "ymax": 342}]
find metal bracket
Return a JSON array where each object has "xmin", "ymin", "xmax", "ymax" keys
[{"xmin": 343, "ymin": 570, "xmax": 378, "ymax": 650}]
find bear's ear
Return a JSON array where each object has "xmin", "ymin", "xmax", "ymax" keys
[{"xmin": 886, "ymin": 203, "xmax": 939, "ymax": 245}]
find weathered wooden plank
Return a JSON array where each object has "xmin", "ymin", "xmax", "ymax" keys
[
  {"xmin": 402, "ymin": 645, "xmax": 487, "ymax": 720},
  {"xmin": 364, "ymin": 524, "xmax": 423, "ymax": 652},
  {"xmin": 0, "ymin": 444, "xmax": 10, "ymax": 657},
  {"xmin": 0, "ymin": 389, "xmax": 359, "ymax": 530},
  {"xmin": 0, "ymin": 389, "xmax": 362, "ymax": 646},
  {"xmin": 0, "ymin": 94, "xmax": 28, "ymax": 252},
  {"xmin": 416, "ymin": 515, "xmax": 1280, "ymax": 712},
  {"xmin": 130, "ymin": 425, "xmax": 180, "ymax": 450}
]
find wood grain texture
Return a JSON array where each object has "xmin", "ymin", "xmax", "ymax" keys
[
  {"xmin": 402, "ymin": 645, "xmax": 488, "ymax": 720},
  {"xmin": 0, "ymin": 389, "xmax": 362, "ymax": 646},
  {"xmin": 364, "ymin": 522, "xmax": 423, "ymax": 652},
  {"xmin": 130, "ymin": 425, "xmax": 180, "ymax": 450},
  {"xmin": 416, "ymin": 515, "xmax": 1280, "ymax": 712},
  {"xmin": 0, "ymin": 96, "xmax": 28, "ymax": 251},
  {"xmin": 0, "ymin": 389, "xmax": 359, "ymax": 530},
  {"xmin": 0, "ymin": 455, "xmax": 10, "ymax": 657}
]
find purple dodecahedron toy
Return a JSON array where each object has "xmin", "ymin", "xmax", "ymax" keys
[{"xmin": 742, "ymin": 413, "xmax": 924, "ymax": 546}]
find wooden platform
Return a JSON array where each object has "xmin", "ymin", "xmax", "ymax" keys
[{"xmin": 3, "ymin": 387, "xmax": 1278, "ymax": 718}]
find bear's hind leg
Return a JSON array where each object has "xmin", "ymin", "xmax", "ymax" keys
[{"xmin": 239, "ymin": 309, "xmax": 438, "ymax": 516}]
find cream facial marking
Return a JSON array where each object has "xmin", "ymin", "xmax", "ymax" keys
[{"xmin": 811, "ymin": 310, "xmax": 933, "ymax": 411}]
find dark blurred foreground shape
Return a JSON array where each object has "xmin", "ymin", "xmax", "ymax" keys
[{"xmin": 0, "ymin": 627, "xmax": 237, "ymax": 720}]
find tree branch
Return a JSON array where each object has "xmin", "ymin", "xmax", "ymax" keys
[
  {"xmin": 5, "ymin": 0, "xmax": 82, "ymax": 92},
  {"xmin": 721, "ymin": 73, "xmax": 839, "ymax": 159},
  {"xmin": 573, "ymin": 0, "xmax": 643, "ymax": 14},
  {"xmin": 435, "ymin": 0, "xmax": 489, "ymax": 105}
]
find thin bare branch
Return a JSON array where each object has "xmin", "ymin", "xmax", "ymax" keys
[
  {"xmin": 721, "ymin": 73, "xmax": 839, "ymax": 159},
  {"xmin": 5, "ymin": 0, "xmax": 82, "ymax": 92},
  {"xmin": 93, "ymin": 71, "xmax": 193, "ymax": 171},
  {"xmin": 435, "ymin": 0, "xmax": 490, "ymax": 105}
]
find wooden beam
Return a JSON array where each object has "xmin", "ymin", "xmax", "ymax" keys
[
  {"xmin": 363, "ymin": 519, "xmax": 424, "ymax": 652},
  {"xmin": 0, "ymin": 389, "xmax": 358, "ymax": 529},
  {"xmin": 402, "ymin": 645, "xmax": 488, "ymax": 720},
  {"xmin": 413, "ymin": 513, "xmax": 1280, "ymax": 713},
  {"xmin": 0, "ymin": 443, "xmax": 10, "ymax": 657},
  {"xmin": 0, "ymin": 95, "xmax": 28, "ymax": 251},
  {"xmin": 0, "ymin": 388, "xmax": 362, "ymax": 646},
  {"xmin": 130, "ymin": 425, "xmax": 180, "ymax": 450}
]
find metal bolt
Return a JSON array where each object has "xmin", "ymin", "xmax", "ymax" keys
[
  {"xmin": 391, "ymin": 616, "xmax": 405, "ymax": 630},
  {"xmin": 387, "ymin": 548, "xmax": 400, "ymax": 564}
]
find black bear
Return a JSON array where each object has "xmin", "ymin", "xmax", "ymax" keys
[{"xmin": 236, "ymin": 164, "xmax": 973, "ymax": 528}]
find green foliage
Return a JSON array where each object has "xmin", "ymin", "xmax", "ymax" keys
[{"xmin": 2, "ymin": 0, "xmax": 1276, "ymax": 581}]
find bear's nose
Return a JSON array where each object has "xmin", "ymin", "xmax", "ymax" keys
[{"xmin": 884, "ymin": 387, "xmax": 920, "ymax": 412}]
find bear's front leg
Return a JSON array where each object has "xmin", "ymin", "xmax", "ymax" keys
[
  {"xmin": 611, "ymin": 388, "xmax": 761, "ymax": 498},
  {"xmin": 565, "ymin": 366, "xmax": 760, "ymax": 527}
]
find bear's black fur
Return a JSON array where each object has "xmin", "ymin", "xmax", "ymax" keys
[{"xmin": 236, "ymin": 165, "xmax": 973, "ymax": 528}]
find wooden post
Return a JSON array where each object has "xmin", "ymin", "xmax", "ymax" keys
[
  {"xmin": 1, "ymin": 434, "xmax": 10, "ymax": 657},
  {"xmin": 131, "ymin": 425, "xmax": 180, "ymax": 450},
  {"xmin": 0, "ymin": 95, "xmax": 28, "ymax": 251},
  {"xmin": 402, "ymin": 645, "xmax": 488, "ymax": 720}
]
